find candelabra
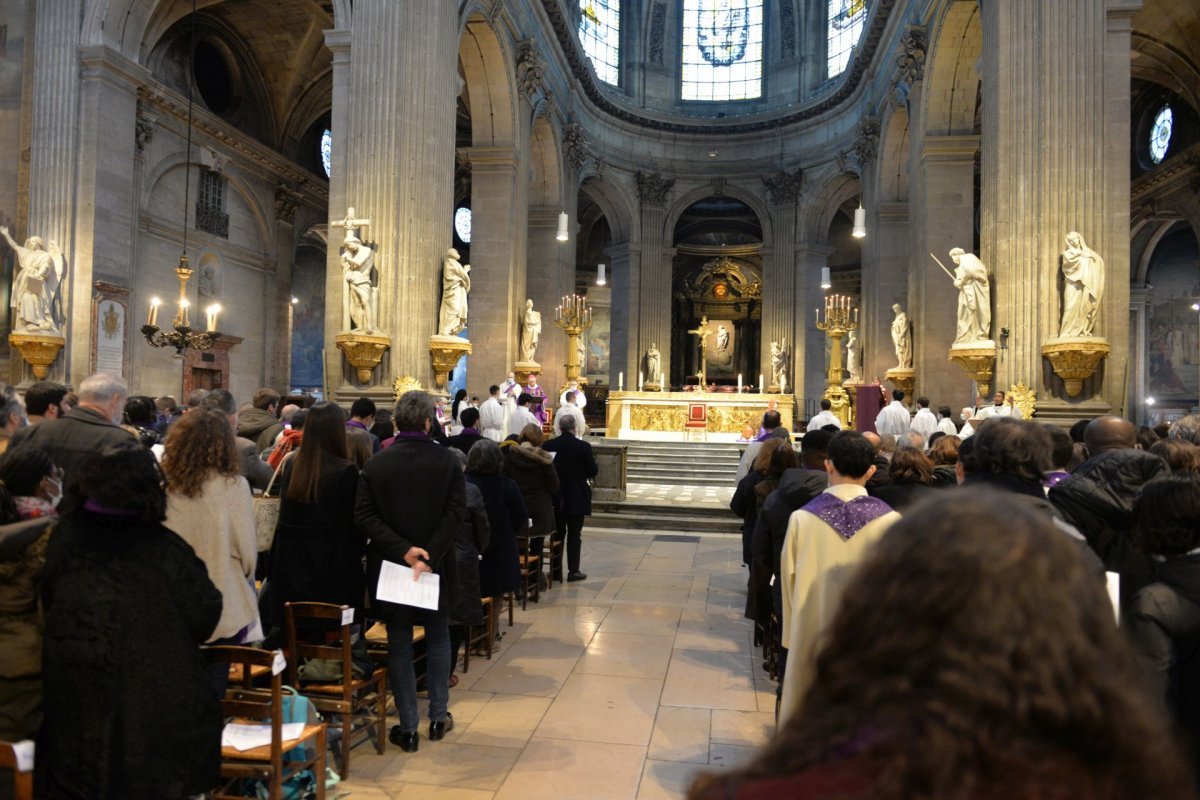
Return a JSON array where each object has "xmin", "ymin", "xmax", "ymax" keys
[
  {"xmin": 815, "ymin": 293, "xmax": 858, "ymax": 427},
  {"xmin": 555, "ymin": 294, "xmax": 592, "ymax": 386},
  {"xmin": 141, "ymin": 255, "xmax": 222, "ymax": 355}
]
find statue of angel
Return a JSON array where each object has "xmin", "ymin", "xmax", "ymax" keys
[{"xmin": 1, "ymin": 226, "xmax": 65, "ymax": 334}]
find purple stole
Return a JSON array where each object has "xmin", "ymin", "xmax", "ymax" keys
[
  {"xmin": 802, "ymin": 492, "xmax": 893, "ymax": 540},
  {"xmin": 526, "ymin": 384, "xmax": 547, "ymax": 424}
]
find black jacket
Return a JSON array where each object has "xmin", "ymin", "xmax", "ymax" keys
[
  {"xmin": 37, "ymin": 510, "xmax": 222, "ymax": 799},
  {"xmin": 1049, "ymin": 449, "xmax": 1170, "ymax": 605},
  {"xmin": 503, "ymin": 443, "xmax": 560, "ymax": 535},
  {"xmin": 870, "ymin": 479, "xmax": 936, "ymax": 511},
  {"xmin": 13, "ymin": 407, "xmax": 135, "ymax": 490},
  {"xmin": 731, "ymin": 471, "xmax": 767, "ymax": 565},
  {"xmin": 753, "ymin": 467, "xmax": 829, "ymax": 581},
  {"xmin": 543, "ymin": 432, "xmax": 598, "ymax": 516},
  {"xmin": 446, "ymin": 430, "xmax": 483, "ymax": 458},
  {"xmin": 466, "ymin": 472, "xmax": 528, "ymax": 597},
  {"xmin": 451, "ymin": 482, "xmax": 491, "ymax": 627},
  {"xmin": 355, "ymin": 436, "xmax": 465, "ymax": 616}
]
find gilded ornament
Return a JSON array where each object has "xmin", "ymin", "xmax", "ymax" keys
[
  {"xmin": 392, "ymin": 375, "xmax": 423, "ymax": 399},
  {"xmin": 1006, "ymin": 381, "xmax": 1037, "ymax": 421}
]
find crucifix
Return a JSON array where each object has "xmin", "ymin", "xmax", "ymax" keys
[
  {"xmin": 332, "ymin": 207, "xmax": 377, "ymax": 333},
  {"xmin": 331, "ymin": 207, "xmax": 373, "ymax": 243},
  {"xmin": 688, "ymin": 315, "xmax": 713, "ymax": 388}
]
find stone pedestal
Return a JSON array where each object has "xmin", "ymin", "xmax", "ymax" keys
[
  {"xmin": 884, "ymin": 367, "xmax": 916, "ymax": 399},
  {"xmin": 591, "ymin": 440, "xmax": 628, "ymax": 502},
  {"xmin": 514, "ymin": 360, "xmax": 542, "ymax": 385},
  {"xmin": 429, "ymin": 335, "xmax": 472, "ymax": 391},
  {"xmin": 335, "ymin": 331, "xmax": 391, "ymax": 385},
  {"xmin": 1042, "ymin": 337, "xmax": 1111, "ymax": 398},
  {"xmin": 9, "ymin": 333, "xmax": 65, "ymax": 380},
  {"xmin": 948, "ymin": 341, "xmax": 997, "ymax": 397}
]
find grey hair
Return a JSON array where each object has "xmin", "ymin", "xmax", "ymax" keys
[
  {"xmin": 449, "ymin": 447, "xmax": 467, "ymax": 469},
  {"xmin": 558, "ymin": 413, "xmax": 577, "ymax": 433},
  {"xmin": 900, "ymin": 430, "xmax": 926, "ymax": 450},
  {"xmin": 78, "ymin": 373, "xmax": 128, "ymax": 404},
  {"xmin": 200, "ymin": 388, "xmax": 237, "ymax": 416},
  {"xmin": 0, "ymin": 383, "xmax": 22, "ymax": 428},
  {"xmin": 465, "ymin": 438, "xmax": 503, "ymax": 474},
  {"xmin": 1170, "ymin": 414, "xmax": 1200, "ymax": 445},
  {"xmin": 186, "ymin": 388, "xmax": 210, "ymax": 408},
  {"xmin": 394, "ymin": 391, "xmax": 434, "ymax": 432}
]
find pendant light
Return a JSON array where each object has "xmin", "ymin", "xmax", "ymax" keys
[
  {"xmin": 557, "ymin": 212, "xmax": 569, "ymax": 242},
  {"xmin": 596, "ymin": 263, "xmax": 607, "ymax": 286},
  {"xmin": 852, "ymin": 203, "xmax": 866, "ymax": 239}
]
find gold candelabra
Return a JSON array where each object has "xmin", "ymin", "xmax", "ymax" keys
[
  {"xmin": 555, "ymin": 294, "xmax": 592, "ymax": 385},
  {"xmin": 815, "ymin": 293, "xmax": 858, "ymax": 426},
  {"xmin": 141, "ymin": 255, "xmax": 223, "ymax": 355}
]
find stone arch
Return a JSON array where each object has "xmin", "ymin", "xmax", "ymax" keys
[
  {"xmin": 529, "ymin": 115, "xmax": 563, "ymax": 209},
  {"xmin": 664, "ymin": 183, "xmax": 774, "ymax": 249},
  {"xmin": 877, "ymin": 104, "xmax": 911, "ymax": 202},
  {"xmin": 1133, "ymin": 219, "xmax": 1185, "ymax": 285},
  {"xmin": 798, "ymin": 169, "xmax": 862, "ymax": 244},
  {"xmin": 920, "ymin": 0, "xmax": 982, "ymax": 136},
  {"xmin": 458, "ymin": 14, "xmax": 518, "ymax": 147},
  {"xmin": 579, "ymin": 176, "xmax": 634, "ymax": 246}
]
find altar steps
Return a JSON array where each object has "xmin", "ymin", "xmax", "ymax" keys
[
  {"xmin": 624, "ymin": 440, "xmax": 744, "ymax": 486},
  {"xmin": 589, "ymin": 499, "xmax": 742, "ymax": 535}
]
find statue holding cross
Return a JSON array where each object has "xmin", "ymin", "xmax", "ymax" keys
[
  {"xmin": 332, "ymin": 207, "xmax": 378, "ymax": 333},
  {"xmin": 688, "ymin": 315, "xmax": 713, "ymax": 387}
]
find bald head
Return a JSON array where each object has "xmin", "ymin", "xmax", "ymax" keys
[
  {"xmin": 1084, "ymin": 416, "xmax": 1136, "ymax": 455},
  {"xmin": 862, "ymin": 431, "xmax": 882, "ymax": 452}
]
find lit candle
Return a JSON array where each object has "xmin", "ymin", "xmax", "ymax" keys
[
  {"xmin": 179, "ymin": 298, "xmax": 190, "ymax": 328},
  {"xmin": 638, "ymin": 371, "xmax": 644, "ymax": 391},
  {"xmin": 618, "ymin": 371, "xmax": 624, "ymax": 391},
  {"xmin": 737, "ymin": 373, "xmax": 743, "ymax": 392},
  {"xmin": 148, "ymin": 296, "xmax": 161, "ymax": 327},
  {"xmin": 205, "ymin": 303, "xmax": 221, "ymax": 332},
  {"xmin": 814, "ymin": 308, "xmax": 819, "ymax": 324},
  {"xmin": 758, "ymin": 373, "xmax": 764, "ymax": 393}
]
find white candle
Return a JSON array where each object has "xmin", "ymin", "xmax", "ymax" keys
[
  {"xmin": 638, "ymin": 371, "xmax": 644, "ymax": 391},
  {"xmin": 618, "ymin": 372, "xmax": 624, "ymax": 391},
  {"xmin": 179, "ymin": 298, "xmax": 190, "ymax": 328},
  {"xmin": 148, "ymin": 297, "xmax": 161, "ymax": 327},
  {"xmin": 759, "ymin": 373, "xmax": 764, "ymax": 393},
  {"xmin": 737, "ymin": 373, "xmax": 743, "ymax": 392},
  {"xmin": 205, "ymin": 303, "xmax": 221, "ymax": 332}
]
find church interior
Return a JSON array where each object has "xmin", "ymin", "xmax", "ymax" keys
[{"xmin": 4, "ymin": 0, "xmax": 1200, "ymax": 797}]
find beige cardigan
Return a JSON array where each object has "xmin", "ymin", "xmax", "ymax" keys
[{"xmin": 166, "ymin": 474, "xmax": 258, "ymax": 642}]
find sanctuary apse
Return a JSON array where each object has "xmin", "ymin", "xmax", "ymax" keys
[{"xmin": 1, "ymin": 0, "xmax": 1198, "ymax": 427}]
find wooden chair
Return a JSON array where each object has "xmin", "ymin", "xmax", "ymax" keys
[
  {"xmin": 285, "ymin": 603, "xmax": 388, "ymax": 779},
  {"xmin": 543, "ymin": 537, "xmax": 565, "ymax": 588},
  {"xmin": 463, "ymin": 596, "xmax": 494, "ymax": 672},
  {"xmin": 515, "ymin": 534, "xmax": 542, "ymax": 610},
  {"xmin": 0, "ymin": 740, "xmax": 33, "ymax": 800},
  {"xmin": 208, "ymin": 645, "xmax": 327, "ymax": 800}
]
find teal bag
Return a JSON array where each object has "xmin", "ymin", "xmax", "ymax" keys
[{"xmin": 247, "ymin": 686, "xmax": 332, "ymax": 800}]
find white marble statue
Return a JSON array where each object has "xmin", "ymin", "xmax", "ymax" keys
[
  {"xmin": 770, "ymin": 338, "xmax": 788, "ymax": 389},
  {"xmin": 198, "ymin": 264, "xmax": 218, "ymax": 298},
  {"xmin": 1, "ymin": 226, "xmax": 65, "ymax": 334},
  {"xmin": 846, "ymin": 329, "xmax": 862, "ymax": 382},
  {"xmin": 950, "ymin": 247, "xmax": 991, "ymax": 344},
  {"xmin": 1059, "ymin": 231, "xmax": 1105, "ymax": 338},
  {"xmin": 438, "ymin": 248, "xmax": 471, "ymax": 336},
  {"xmin": 645, "ymin": 342, "xmax": 662, "ymax": 384},
  {"xmin": 520, "ymin": 299, "xmax": 542, "ymax": 362},
  {"xmin": 891, "ymin": 303, "xmax": 913, "ymax": 369},
  {"xmin": 340, "ymin": 232, "xmax": 376, "ymax": 332},
  {"xmin": 716, "ymin": 324, "xmax": 730, "ymax": 353}
]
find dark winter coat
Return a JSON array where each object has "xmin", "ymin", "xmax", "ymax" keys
[
  {"xmin": 11, "ymin": 407, "xmax": 135, "ymax": 491},
  {"xmin": 355, "ymin": 435, "xmax": 464, "ymax": 618},
  {"xmin": 870, "ymin": 478, "xmax": 936, "ymax": 511},
  {"xmin": 542, "ymin": 431, "xmax": 598, "ymax": 516},
  {"xmin": 1049, "ymin": 449, "xmax": 1170, "ymax": 606},
  {"xmin": 37, "ymin": 509, "xmax": 222, "ymax": 800},
  {"xmin": 267, "ymin": 457, "xmax": 363, "ymax": 627},
  {"xmin": 466, "ymin": 471, "xmax": 528, "ymax": 597},
  {"xmin": 446, "ymin": 430, "xmax": 484, "ymax": 458},
  {"xmin": 503, "ymin": 443, "xmax": 560, "ymax": 535},
  {"xmin": 753, "ymin": 467, "xmax": 829, "ymax": 582},
  {"xmin": 731, "ymin": 470, "xmax": 767, "ymax": 565},
  {"xmin": 451, "ymin": 482, "xmax": 491, "ymax": 627},
  {"xmin": 237, "ymin": 407, "xmax": 284, "ymax": 454}
]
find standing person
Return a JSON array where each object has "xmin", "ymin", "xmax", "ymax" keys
[
  {"xmin": 553, "ymin": 390, "xmax": 587, "ymax": 437},
  {"xmin": 506, "ymin": 393, "xmax": 540, "ymax": 439},
  {"xmin": 446, "ymin": 407, "xmax": 484, "ymax": 456},
  {"xmin": 347, "ymin": 397, "xmax": 381, "ymax": 455},
  {"xmin": 236, "ymin": 388, "xmax": 284, "ymax": 455},
  {"xmin": 974, "ymin": 390, "xmax": 1024, "ymax": 421},
  {"xmin": 558, "ymin": 379, "xmax": 587, "ymax": 411},
  {"xmin": 200, "ymin": 389, "xmax": 274, "ymax": 493},
  {"xmin": 503, "ymin": 424, "xmax": 560, "ymax": 587},
  {"xmin": 935, "ymin": 404, "xmax": 958, "ymax": 436},
  {"xmin": 22, "ymin": 381, "xmax": 69, "ymax": 427},
  {"xmin": 162, "ymin": 410, "xmax": 259, "ymax": 664},
  {"xmin": 447, "ymin": 448, "xmax": 489, "ymax": 687},
  {"xmin": 265, "ymin": 403, "xmax": 362, "ymax": 634},
  {"xmin": 12, "ymin": 373, "xmax": 133, "ymax": 489},
  {"xmin": 806, "ymin": 399, "xmax": 841, "ymax": 431},
  {"xmin": 449, "ymin": 389, "xmax": 469, "ymax": 435},
  {"xmin": 355, "ymin": 391, "xmax": 464, "ymax": 753},
  {"xmin": 731, "ymin": 439, "xmax": 786, "ymax": 566},
  {"xmin": 0, "ymin": 445, "xmax": 62, "ymax": 520},
  {"xmin": 543, "ymin": 414, "xmax": 598, "ymax": 582},
  {"xmin": 37, "ymin": 443, "xmax": 223, "ymax": 800},
  {"xmin": 479, "ymin": 385, "xmax": 505, "ymax": 443},
  {"xmin": 874, "ymin": 389, "xmax": 910, "ymax": 437},
  {"xmin": 465, "ymin": 440, "xmax": 528, "ymax": 611},
  {"xmin": 959, "ymin": 406, "xmax": 977, "ymax": 438},
  {"xmin": 522, "ymin": 373, "xmax": 548, "ymax": 426},
  {"xmin": 0, "ymin": 388, "xmax": 25, "ymax": 457},
  {"xmin": 908, "ymin": 397, "xmax": 937, "ymax": 441}
]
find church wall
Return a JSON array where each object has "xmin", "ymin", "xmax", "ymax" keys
[{"xmin": 0, "ymin": 0, "xmax": 28, "ymax": 354}]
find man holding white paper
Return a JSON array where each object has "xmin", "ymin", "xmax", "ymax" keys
[{"xmin": 356, "ymin": 391, "xmax": 465, "ymax": 754}]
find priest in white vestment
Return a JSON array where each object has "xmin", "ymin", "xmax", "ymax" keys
[
  {"xmin": 806, "ymin": 399, "xmax": 842, "ymax": 431},
  {"xmin": 479, "ymin": 385, "xmax": 505, "ymax": 442},
  {"xmin": 554, "ymin": 390, "xmax": 588, "ymax": 437},
  {"xmin": 974, "ymin": 390, "xmax": 1023, "ymax": 421},
  {"xmin": 506, "ymin": 394, "xmax": 540, "ymax": 438},
  {"xmin": 874, "ymin": 389, "xmax": 911, "ymax": 437},
  {"xmin": 558, "ymin": 379, "xmax": 587, "ymax": 410},
  {"xmin": 909, "ymin": 398, "xmax": 938, "ymax": 442}
]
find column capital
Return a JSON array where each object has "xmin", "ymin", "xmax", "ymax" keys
[
  {"xmin": 78, "ymin": 45, "xmax": 151, "ymax": 91},
  {"xmin": 323, "ymin": 28, "xmax": 352, "ymax": 58},
  {"xmin": 462, "ymin": 146, "xmax": 519, "ymax": 172},
  {"xmin": 795, "ymin": 242, "xmax": 835, "ymax": 260},
  {"xmin": 920, "ymin": 134, "xmax": 980, "ymax": 163}
]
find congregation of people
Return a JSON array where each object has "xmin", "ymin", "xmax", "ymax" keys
[{"xmin": 0, "ymin": 371, "xmax": 597, "ymax": 798}]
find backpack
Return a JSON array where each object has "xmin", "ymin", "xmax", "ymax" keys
[{"xmin": 247, "ymin": 686, "xmax": 338, "ymax": 800}]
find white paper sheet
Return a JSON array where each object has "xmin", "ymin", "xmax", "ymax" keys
[
  {"xmin": 11, "ymin": 740, "xmax": 33, "ymax": 772},
  {"xmin": 222, "ymin": 722, "xmax": 306, "ymax": 751},
  {"xmin": 376, "ymin": 560, "xmax": 440, "ymax": 610},
  {"xmin": 1106, "ymin": 571, "xmax": 1121, "ymax": 625}
]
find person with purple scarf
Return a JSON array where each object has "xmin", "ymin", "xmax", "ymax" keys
[
  {"xmin": 778, "ymin": 430, "xmax": 900, "ymax": 723},
  {"xmin": 523, "ymin": 373, "xmax": 547, "ymax": 426}
]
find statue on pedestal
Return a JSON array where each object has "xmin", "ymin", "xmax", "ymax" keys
[
  {"xmin": 1059, "ymin": 231, "xmax": 1104, "ymax": 338},
  {"xmin": 770, "ymin": 338, "xmax": 788, "ymax": 390},
  {"xmin": 846, "ymin": 328, "xmax": 862, "ymax": 383},
  {"xmin": 950, "ymin": 247, "xmax": 991, "ymax": 344},
  {"xmin": 891, "ymin": 304, "xmax": 913, "ymax": 369},
  {"xmin": 0, "ymin": 226, "xmax": 65, "ymax": 334},
  {"xmin": 437, "ymin": 248, "xmax": 471, "ymax": 336},
  {"xmin": 645, "ymin": 343, "xmax": 662, "ymax": 386},
  {"xmin": 520, "ymin": 299, "xmax": 541, "ymax": 362},
  {"xmin": 340, "ymin": 233, "xmax": 377, "ymax": 333}
]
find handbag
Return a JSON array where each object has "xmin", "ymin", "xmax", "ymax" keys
[{"xmin": 254, "ymin": 451, "xmax": 295, "ymax": 553}]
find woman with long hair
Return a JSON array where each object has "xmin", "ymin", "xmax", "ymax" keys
[
  {"xmin": 466, "ymin": 439, "xmax": 528, "ymax": 615},
  {"xmin": 38, "ymin": 443, "xmax": 222, "ymax": 798},
  {"xmin": 449, "ymin": 389, "xmax": 468, "ymax": 435},
  {"xmin": 502, "ymin": 423, "xmax": 558, "ymax": 584},
  {"xmin": 691, "ymin": 489, "xmax": 1197, "ymax": 800},
  {"xmin": 869, "ymin": 446, "xmax": 936, "ymax": 511},
  {"xmin": 162, "ymin": 409, "xmax": 259, "ymax": 653},
  {"xmin": 266, "ymin": 402, "xmax": 363, "ymax": 630}
]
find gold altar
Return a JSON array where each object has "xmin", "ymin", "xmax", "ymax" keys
[{"xmin": 605, "ymin": 391, "xmax": 795, "ymax": 442}]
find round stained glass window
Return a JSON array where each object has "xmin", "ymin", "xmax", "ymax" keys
[
  {"xmin": 1150, "ymin": 105, "xmax": 1173, "ymax": 165},
  {"xmin": 320, "ymin": 129, "xmax": 332, "ymax": 177},
  {"xmin": 454, "ymin": 207, "xmax": 472, "ymax": 243}
]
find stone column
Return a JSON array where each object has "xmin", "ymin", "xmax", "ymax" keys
[
  {"xmin": 761, "ymin": 175, "xmax": 800, "ymax": 393},
  {"xmin": 322, "ymin": 27, "xmax": 350, "ymax": 397},
  {"xmin": 527, "ymin": 207, "xmax": 571, "ymax": 395},
  {"xmin": 979, "ymin": 0, "xmax": 1138, "ymax": 418},
  {"xmin": 331, "ymin": 2, "xmax": 458, "ymax": 399},
  {"xmin": 795, "ymin": 243, "xmax": 833, "ymax": 414},
  {"xmin": 266, "ymin": 190, "xmax": 300, "ymax": 391},
  {"xmin": 861, "ymin": 201, "xmax": 907, "ymax": 381},
  {"xmin": 911, "ymin": 135, "xmax": 978, "ymax": 405},
  {"xmin": 607, "ymin": 241, "xmax": 636, "ymax": 388},
  {"xmin": 636, "ymin": 181, "xmax": 672, "ymax": 386}
]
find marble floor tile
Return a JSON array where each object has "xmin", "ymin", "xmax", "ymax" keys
[
  {"xmin": 493, "ymin": 739, "xmax": 647, "ymax": 800},
  {"xmin": 661, "ymin": 650, "xmax": 759, "ymax": 711},
  {"xmin": 574, "ymin": 632, "xmax": 675, "ymax": 679},
  {"xmin": 637, "ymin": 759, "xmax": 707, "ymax": 800},
  {"xmin": 374, "ymin": 742, "xmax": 522, "ymax": 791},
  {"xmin": 707, "ymin": 742, "xmax": 759, "ymax": 770},
  {"xmin": 597, "ymin": 605, "xmax": 683, "ymax": 636},
  {"xmin": 458, "ymin": 693, "xmax": 553, "ymax": 749},
  {"xmin": 535, "ymin": 673, "xmax": 664, "ymax": 746},
  {"xmin": 646, "ymin": 706, "xmax": 710, "ymax": 763},
  {"xmin": 709, "ymin": 709, "xmax": 775, "ymax": 748}
]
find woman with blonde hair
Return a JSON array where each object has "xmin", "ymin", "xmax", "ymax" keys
[{"xmin": 162, "ymin": 409, "xmax": 258, "ymax": 668}]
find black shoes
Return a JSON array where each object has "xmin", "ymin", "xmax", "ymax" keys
[
  {"xmin": 567, "ymin": 571, "xmax": 588, "ymax": 582},
  {"xmin": 429, "ymin": 712, "xmax": 454, "ymax": 741},
  {"xmin": 389, "ymin": 726, "xmax": 419, "ymax": 752}
]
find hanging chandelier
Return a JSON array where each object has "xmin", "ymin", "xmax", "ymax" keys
[{"xmin": 142, "ymin": 0, "xmax": 222, "ymax": 355}]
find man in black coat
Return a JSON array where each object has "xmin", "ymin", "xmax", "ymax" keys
[
  {"xmin": 542, "ymin": 414, "xmax": 597, "ymax": 581},
  {"xmin": 355, "ymin": 391, "xmax": 465, "ymax": 752},
  {"xmin": 445, "ymin": 407, "xmax": 484, "ymax": 457}
]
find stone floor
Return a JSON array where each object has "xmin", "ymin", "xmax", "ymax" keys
[{"xmin": 336, "ymin": 529, "xmax": 773, "ymax": 799}]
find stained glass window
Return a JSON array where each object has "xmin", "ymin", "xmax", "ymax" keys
[
  {"xmin": 827, "ymin": 0, "xmax": 867, "ymax": 79},
  {"xmin": 579, "ymin": 1, "xmax": 620, "ymax": 86},
  {"xmin": 681, "ymin": 0, "xmax": 763, "ymax": 101},
  {"xmin": 1149, "ymin": 105, "xmax": 1173, "ymax": 165},
  {"xmin": 320, "ymin": 129, "xmax": 332, "ymax": 178},
  {"xmin": 454, "ymin": 208, "xmax": 472, "ymax": 244}
]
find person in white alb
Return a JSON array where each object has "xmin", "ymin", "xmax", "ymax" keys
[
  {"xmin": 558, "ymin": 379, "xmax": 587, "ymax": 411},
  {"xmin": 806, "ymin": 399, "xmax": 842, "ymax": 431},
  {"xmin": 874, "ymin": 389, "xmax": 911, "ymax": 437},
  {"xmin": 909, "ymin": 397, "xmax": 938, "ymax": 440},
  {"xmin": 936, "ymin": 405, "xmax": 958, "ymax": 436},
  {"xmin": 506, "ymin": 393, "xmax": 540, "ymax": 439},
  {"xmin": 974, "ymin": 390, "xmax": 1024, "ymax": 422},
  {"xmin": 554, "ymin": 390, "xmax": 588, "ymax": 437},
  {"xmin": 498, "ymin": 372, "xmax": 521, "ymax": 435},
  {"xmin": 959, "ymin": 407, "xmax": 977, "ymax": 439},
  {"xmin": 479, "ymin": 385, "xmax": 505, "ymax": 442}
]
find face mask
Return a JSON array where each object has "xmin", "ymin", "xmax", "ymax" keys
[{"xmin": 507, "ymin": 378, "xmax": 515, "ymax": 385}]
